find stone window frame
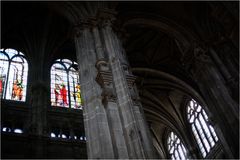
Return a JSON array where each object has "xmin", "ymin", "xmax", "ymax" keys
[
  {"xmin": 50, "ymin": 58, "xmax": 83, "ymax": 110},
  {"xmin": 186, "ymin": 99, "xmax": 219, "ymax": 158},
  {"xmin": 167, "ymin": 131, "xmax": 189, "ymax": 160},
  {"xmin": 0, "ymin": 48, "xmax": 29, "ymax": 102}
]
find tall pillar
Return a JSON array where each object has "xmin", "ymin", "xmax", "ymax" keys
[
  {"xmin": 74, "ymin": 21, "xmax": 115, "ymax": 159},
  {"xmin": 93, "ymin": 20, "xmax": 129, "ymax": 158},
  {"xmin": 97, "ymin": 9, "xmax": 157, "ymax": 158},
  {"xmin": 182, "ymin": 43, "xmax": 239, "ymax": 158},
  {"xmin": 27, "ymin": 80, "xmax": 48, "ymax": 158},
  {"xmin": 28, "ymin": 81, "xmax": 48, "ymax": 136},
  {"xmin": 73, "ymin": 9, "xmax": 157, "ymax": 158}
]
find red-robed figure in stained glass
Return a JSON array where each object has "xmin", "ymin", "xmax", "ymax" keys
[
  {"xmin": 0, "ymin": 79, "xmax": 2, "ymax": 94},
  {"xmin": 60, "ymin": 84, "xmax": 68, "ymax": 106}
]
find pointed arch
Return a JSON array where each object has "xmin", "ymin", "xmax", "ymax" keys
[
  {"xmin": 50, "ymin": 59, "xmax": 83, "ymax": 109},
  {"xmin": 167, "ymin": 131, "xmax": 189, "ymax": 160},
  {"xmin": 0, "ymin": 48, "xmax": 28, "ymax": 101},
  {"xmin": 187, "ymin": 99, "xmax": 219, "ymax": 157}
]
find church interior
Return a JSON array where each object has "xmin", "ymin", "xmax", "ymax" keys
[{"xmin": 1, "ymin": 1, "xmax": 239, "ymax": 159}]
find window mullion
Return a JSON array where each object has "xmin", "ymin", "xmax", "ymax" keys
[
  {"xmin": 3, "ymin": 60, "xmax": 10, "ymax": 99},
  {"xmin": 178, "ymin": 144, "xmax": 186, "ymax": 160},
  {"xmin": 193, "ymin": 122, "xmax": 207, "ymax": 156},
  {"xmin": 172, "ymin": 145, "xmax": 177, "ymax": 160},
  {"xmin": 180, "ymin": 143, "xmax": 187, "ymax": 159},
  {"xmin": 199, "ymin": 112, "xmax": 215, "ymax": 146},
  {"xmin": 197, "ymin": 113, "xmax": 211, "ymax": 151},
  {"xmin": 175, "ymin": 144, "xmax": 182, "ymax": 160},
  {"xmin": 202, "ymin": 111, "xmax": 218, "ymax": 143},
  {"xmin": 67, "ymin": 71, "xmax": 71, "ymax": 108}
]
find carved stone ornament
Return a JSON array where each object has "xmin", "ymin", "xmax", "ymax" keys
[
  {"xmin": 126, "ymin": 74, "xmax": 137, "ymax": 89},
  {"xmin": 96, "ymin": 70, "xmax": 112, "ymax": 88},
  {"xmin": 96, "ymin": 69, "xmax": 117, "ymax": 104},
  {"xmin": 95, "ymin": 59, "xmax": 109, "ymax": 72},
  {"xmin": 101, "ymin": 87, "xmax": 117, "ymax": 104}
]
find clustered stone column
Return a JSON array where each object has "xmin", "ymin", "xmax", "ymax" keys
[
  {"xmin": 182, "ymin": 43, "xmax": 239, "ymax": 158},
  {"xmin": 74, "ymin": 9, "xmax": 157, "ymax": 159},
  {"xmin": 74, "ymin": 20, "xmax": 115, "ymax": 159}
]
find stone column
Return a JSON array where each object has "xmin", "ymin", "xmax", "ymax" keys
[
  {"xmin": 97, "ymin": 9, "xmax": 157, "ymax": 159},
  {"xmin": 29, "ymin": 82, "xmax": 48, "ymax": 136},
  {"xmin": 118, "ymin": 32, "xmax": 158, "ymax": 158},
  {"xmin": 73, "ymin": 9, "xmax": 157, "ymax": 159},
  {"xmin": 27, "ymin": 81, "xmax": 48, "ymax": 158},
  {"xmin": 93, "ymin": 20, "xmax": 129, "ymax": 158},
  {"xmin": 182, "ymin": 44, "xmax": 239, "ymax": 158},
  {"xmin": 74, "ymin": 21, "xmax": 115, "ymax": 159}
]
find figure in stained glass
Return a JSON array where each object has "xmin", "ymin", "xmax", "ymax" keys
[
  {"xmin": 54, "ymin": 84, "xmax": 60, "ymax": 105},
  {"xmin": 12, "ymin": 80, "xmax": 23, "ymax": 100},
  {"xmin": 0, "ymin": 48, "xmax": 28, "ymax": 101},
  {"xmin": 0, "ymin": 79, "xmax": 2, "ymax": 95},
  {"xmin": 50, "ymin": 59, "xmax": 83, "ymax": 109},
  {"xmin": 0, "ymin": 75, "xmax": 5, "ymax": 95},
  {"xmin": 74, "ymin": 84, "xmax": 82, "ymax": 109},
  {"xmin": 60, "ymin": 84, "xmax": 68, "ymax": 106}
]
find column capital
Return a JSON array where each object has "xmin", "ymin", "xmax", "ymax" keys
[
  {"xmin": 96, "ymin": 8, "xmax": 117, "ymax": 28},
  {"xmin": 73, "ymin": 18, "xmax": 98, "ymax": 37}
]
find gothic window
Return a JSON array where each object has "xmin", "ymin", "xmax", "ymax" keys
[
  {"xmin": 167, "ymin": 131, "xmax": 188, "ymax": 160},
  {"xmin": 0, "ymin": 48, "xmax": 28, "ymax": 101},
  {"xmin": 187, "ymin": 99, "xmax": 219, "ymax": 157},
  {"xmin": 50, "ymin": 59, "xmax": 83, "ymax": 109}
]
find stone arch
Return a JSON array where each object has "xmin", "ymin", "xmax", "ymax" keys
[{"xmin": 132, "ymin": 67, "xmax": 210, "ymax": 158}]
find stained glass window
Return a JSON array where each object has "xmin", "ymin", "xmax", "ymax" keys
[
  {"xmin": 187, "ymin": 99, "xmax": 219, "ymax": 157},
  {"xmin": 0, "ymin": 48, "xmax": 28, "ymax": 101},
  {"xmin": 167, "ymin": 131, "xmax": 188, "ymax": 160},
  {"xmin": 50, "ymin": 59, "xmax": 83, "ymax": 109}
]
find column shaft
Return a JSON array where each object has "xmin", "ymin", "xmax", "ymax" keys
[{"xmin": 75, "ymin": 26, "xmax": 114, "ymax": 158}]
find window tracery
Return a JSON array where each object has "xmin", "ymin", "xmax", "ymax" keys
[
  {"xmin": 167, "ymin": 131, "xmax": 188, "ymax": 160},
  {"xmin": 50, "ymin": 59, "xmax": 83, "ymax": 109},
  {"xmin": 187, "ymin": 99, "xmax": 218, "ymax": 157},
  {"xmin": 0, "ymin": 48, "xmax": 28, "ymax": 101}
]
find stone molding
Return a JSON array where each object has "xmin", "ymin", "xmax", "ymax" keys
[
  {"xmin": 95, "ymin": 60, "xmax": 117, "ymax": 104},
  {"xmin": 73, "ymin": 8, "xmax": 118, "ymax": 38}
]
